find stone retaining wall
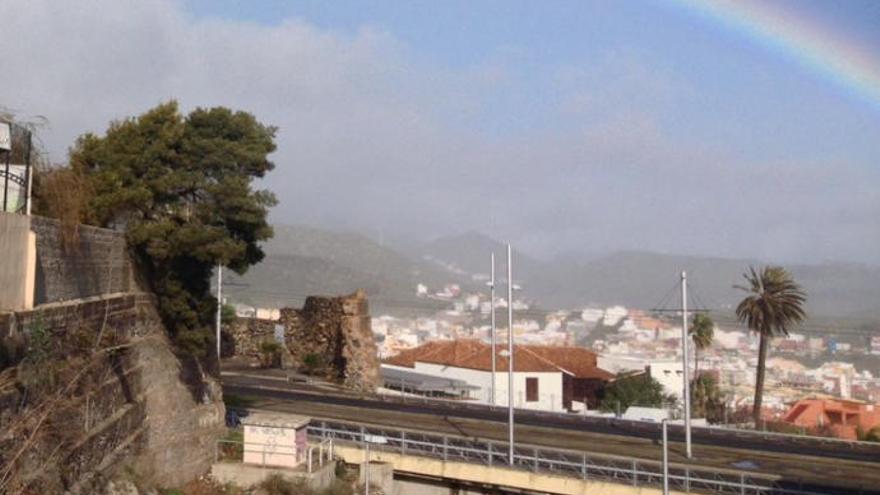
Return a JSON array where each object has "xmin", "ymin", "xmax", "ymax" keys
[
  {"xmin": 31, "ymin": 216, "xmax": 135, "ymax": 305},
  {"xmin": 0, "ymin": 292, "xmax": 224, "ymax": 493}
]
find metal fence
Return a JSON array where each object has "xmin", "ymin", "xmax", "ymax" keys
[
  {"xmin": 352, "ymin": 387, "xmax": 880, "ymax": 458},
  {"xmin": 307, "ymin": 420, "xmax": 844, "ymax": 495}
]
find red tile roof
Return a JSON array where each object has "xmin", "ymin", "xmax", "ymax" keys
[{"xmin": 384, "ymin": 339, "xmax": 613, "ymax": 380}]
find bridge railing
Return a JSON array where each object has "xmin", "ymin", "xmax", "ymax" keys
[
  {"xmin": 365, "ymin": 388, "xmax": 880, "ymax": 456},
  {"xmin": 308, "ymin": 420, "xmax": 840, "ymax": 495}
]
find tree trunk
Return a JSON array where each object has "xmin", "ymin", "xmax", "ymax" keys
[
  {"xmin": 753, "ymin": 332, "xmax": 770, "ymax": 427},
  {"xmin": 694, "ymin": 346, "xmax": 700, "ymax": 379}
]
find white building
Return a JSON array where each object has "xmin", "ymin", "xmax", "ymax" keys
[
  {"xmin": 382, "ymin": 340, "xmax": 612, "ymax": 413},
  {"xmin": 581, "ymin": 308, "xmax": 603, "ymax": 323},
  {"xmin": 602, "ymin": 306, "xmax": 628, "ymax": 326},
  {"xmin": 598, "ymin": 355, "xmax": 684, "ymax": 400}
]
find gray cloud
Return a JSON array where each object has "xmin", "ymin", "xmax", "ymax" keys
[{"xmin": 4, "ymin": 0, "xmax": 878, "ymax": 264}]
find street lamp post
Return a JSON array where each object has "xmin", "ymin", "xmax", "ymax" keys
[
  {"xmin": 216, "ymin": 263, "xmax": 223, "ymax": 363},
  {"xmin": 507, "ymin": 243, "xmax": 515, "ymax": 466},
  {"xmin": 489, "ymin": 253, "xmax": 496, "ymax": 406},
  {"xmin": 662, "ymin": 419, "xmax": 670, "ymax": 495},
  {"xmin": 681, "ymin": 271, "xmax": 692, "ymax": 459}
]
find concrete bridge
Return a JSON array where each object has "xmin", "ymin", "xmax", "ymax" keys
[
  {"xmin": 308, "ymin": 419, "xmax": 805, "ymax": 495},
  {"xmin": 337, "ymin": 444, "xmax": 683, "ymax": 495}
]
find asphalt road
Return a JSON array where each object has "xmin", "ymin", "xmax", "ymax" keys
[{"xmin": 222, "ymin": 372, "xmax": 880, "ymax": 493}]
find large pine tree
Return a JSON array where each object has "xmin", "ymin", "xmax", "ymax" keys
[{"xmin": 70, "ymin": 101, "xmax": 277, "ymax": 358}]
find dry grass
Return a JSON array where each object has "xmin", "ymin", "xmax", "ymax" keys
[{"xmin": 32, "ymin": 166, "xmax": 94, "ymax": 250}]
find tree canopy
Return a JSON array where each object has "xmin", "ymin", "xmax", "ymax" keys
[
  {"xmin": 599, "ymin": 372, "xmax": 671, "ymax": 413},
  {"xmin": 70, "ymin": 101, "xmax": 277, "ymax": 357},
  {"xmin": 691, "ymin": 373, "xmax": 725, "ymax": 423},
  {"xmin": 690, "ymin": 312, "xmax": 714, "ymax": 377}
]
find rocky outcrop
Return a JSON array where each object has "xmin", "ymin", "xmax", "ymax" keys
[
  {"xmin": 229, "ymin": 290, "xmax": 380, "ymax": 392},
  {"xmin": 0, "ymin": 294, "xmax": 225, "ymax": 493}
]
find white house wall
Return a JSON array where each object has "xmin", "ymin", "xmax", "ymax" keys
[
  {"xmin": 493, "ymin": 371, "xmax": 564, "ymax": 412},
  {"xmin": 387, "ymin": 362, "xmax": 565, "ymax": 412}
]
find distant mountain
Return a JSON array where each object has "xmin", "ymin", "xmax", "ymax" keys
[
  {"xmin": 226, "ymin": 225, "xmax": 880, "ymax": 322},
  {"xmin": 528, "ymin": 251, "xmax": 880, "ymax": 320},
  {"xmin": 415, "ymin": 231, "xmax": 547, "ymax": 285},
  {"xmin": 223, "ymin": 225, "xmax": 463, "ymax": 313}
]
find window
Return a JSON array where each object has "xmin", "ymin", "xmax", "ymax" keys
[{"xmin": 526, "ymin": 377, "xmax": 539, "ymax": 402}]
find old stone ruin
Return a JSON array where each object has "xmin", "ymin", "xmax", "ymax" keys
[{"xmin": 227, "ymin": 289, "xmax": 381, "ymax": 392}]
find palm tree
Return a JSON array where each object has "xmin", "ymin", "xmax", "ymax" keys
[
  {"xmin": 690, "ymin": 313, "xmax": 714, "ymax": 378},
  {"xmin": 735, "ymin": 266, "xmax": 806, "ymax": 426}
]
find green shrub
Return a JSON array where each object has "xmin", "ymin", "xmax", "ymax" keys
[
  {"xmin": 258, "ymin": 474, "xmax": 310, "ymax": 495},
  {"xmin": 259, "ymin": 341, "xmax": 282, "ymax": 368},
  {"xmin": 302, "ymin": 352, "xmax": 326, "ymax": 375}
]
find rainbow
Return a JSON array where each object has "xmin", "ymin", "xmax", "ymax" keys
[{"xmin": 670, "ymin": 0, "xmax": 880, "ymax": 108}]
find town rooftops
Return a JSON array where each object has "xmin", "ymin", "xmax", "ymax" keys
[{"xmin": 384, "ymin": 339, "xmax": 614, "ymax": 380}]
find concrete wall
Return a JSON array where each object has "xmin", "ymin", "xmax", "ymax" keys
[
  {"xmin": 493, "ymin": 370, "xmax": 564, "ymax": 411},
  {"xmin": 0, "ymin": 292, "xmax": 153, "ymax": 339},
  {"xmin": 0, "ymin": 213, "xmax": 36, "ymax": 311},
  {"xmin": 30, "ymin": 216, "xmax": 134, "ymax": 305},
  {"xmin": 211, "ymin": 461, "xmax": 337, "ymax": 489}
]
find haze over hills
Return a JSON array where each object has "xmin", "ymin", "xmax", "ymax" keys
[
  {"xmin": 222, "ymin": 225, "xmax": 460, "ymax": 313},
  {"xmin": 528, "ymin": 251, "xmax": 880, "ymax": 319},
  {"xmin": 414, "ymin": 231, "xmax": 547, "ymax": 285},
  {"xmin": 226, "ymin": 224, "xmax": 880, "ymax": 322}
]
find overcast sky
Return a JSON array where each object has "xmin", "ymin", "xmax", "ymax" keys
[{"xmin": 4, "ymin": 0, "xmax": 880, "ymax": 264}]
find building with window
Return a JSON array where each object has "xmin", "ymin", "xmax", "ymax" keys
[
  {"xmin": 598, "ymin": 355, "xmax": 684, "ymax": 399},
  {"xmin": 382, "ymin": 339, "xmax": 613, "ymax": 412},
  {"xmin": 782, "ymin": 398, "xmax": 880, "ymax": 440}
]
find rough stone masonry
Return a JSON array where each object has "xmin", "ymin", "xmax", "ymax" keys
[{"xmin": 229, "ymin": 290, "xmax": 381, "ymax": 392}]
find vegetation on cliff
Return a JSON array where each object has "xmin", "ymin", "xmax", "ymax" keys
[{"xmin": 42, "ymin": 101, "xmax": 278, "ymax": 359}]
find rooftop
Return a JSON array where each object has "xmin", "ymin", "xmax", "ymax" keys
[
  {"xmin": 384, "ymin": 339, "xmax": 613, "ymax": 380},
  {"xmin": 241, "ymin": 412, "xmax": 311, "ymax": 429}
]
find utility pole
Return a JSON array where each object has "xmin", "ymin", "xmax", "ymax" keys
[
  {"xmin": 507, "ymin": 243, "xmax": 515, "ymax": 466},
  {"xmin": 216, "ymin": 263, "xmax": 223, "ymax": 363},
  {"xmin": 24, "ymin": 129, "xmax": 32, "ymax": 215},
  {"xmin": 662, "ymin": 419, "xmax": 670, "ymax": 495},
  {"xmin": 489, "ymin": 252, "xmax": 496, "ymax": 406},
  {"xmin": 681, "ymin": 271, "xmax": 692, "ymax": 459},
  {"xmin": 364, "ymin": 441, "xmax": 370, "ymax": 495}
]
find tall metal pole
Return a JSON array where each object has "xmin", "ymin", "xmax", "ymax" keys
[
  {"xmin": 490, "ymin": 252, "xmax": 496, "ymax": 406},
  {"xmin": 364, "ymin": 442, "xmax": 370, "ymax": 495},
  {"xmin": 24, "ymin": 130, "xmax": 32, "ymax": 215},
  {"xmin": 507, "ymin": 243, "xmax": 515, "ymax": 465},
  {"xmin": 216, "ymin": 264, "xmax": 223, "ymax": 363},
  {"xmin": 3, "ymin": 146, "xmax": 10, "ymax": 213},
  {"xmin": 681, "ymin": 271, "xmax": 692, "ymax": 459},
  {"xmin": 662, "ymin": 419, "xmax": 670, "ymax": 495}
]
